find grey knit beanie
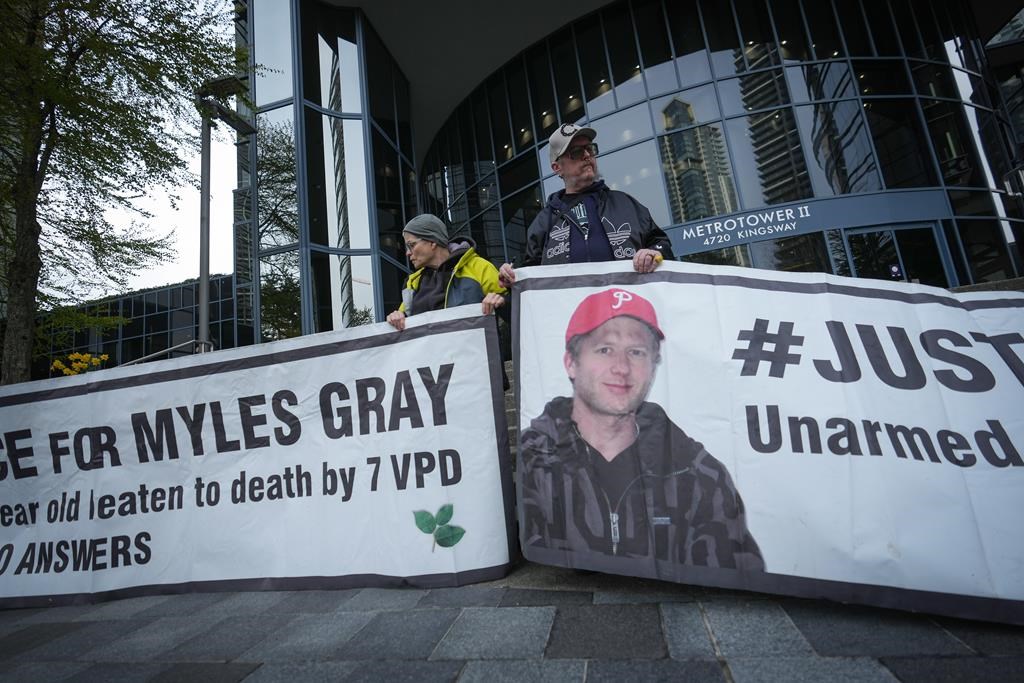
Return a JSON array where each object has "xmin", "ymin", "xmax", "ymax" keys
[{"xmin": 403, "ymin": 214, "xmax": 449, "ymax": 247}]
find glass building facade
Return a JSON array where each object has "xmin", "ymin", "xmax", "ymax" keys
[{"xmin": 239, "ymin": 0, "xmax": 1023, "ymax": 342}]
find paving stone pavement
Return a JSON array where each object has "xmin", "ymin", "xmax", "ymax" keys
[{"xmin": 0, "ymin": 562, "xmax": 1021, "ymax": 682}]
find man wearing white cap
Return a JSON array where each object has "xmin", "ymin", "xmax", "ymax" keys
[
  {"xmin": 519, "ymin": 288, "xmax": 763, "ymax": 574},
  {"xmin": 498, "ymin": 124, "xmax": 673, "ymax": 287}
]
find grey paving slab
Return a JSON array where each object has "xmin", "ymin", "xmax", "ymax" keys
[
  {"xmin": 728, "ymin": 656, "xmax": 899, "ymax": 683},
  {"xmin": 0, "ymin": 608, "xmax": 46, "ymax": 627},
  {"xmin": 457, "ymin": 659, "xmax": 585, "ymax": 682},
  {"xmin": 593, "ymin": 590, "xmax": 694, "ymax": 604},
  {"xmin": 344, "ymin": 659, "xmax": 464, "ymax": 682},
  {"xmin": 240, "ymin": 661, "xmax": 360, "ymax": 682},
  {"xmin": 132, "ymin": 591, "xmax": 232, "ymax": 618},
  {"xmin": 660, "ymin": 603, "xmax": 716, "ymax": 659},
  {"xmin": 337, "ymin": 608, "xmax": 459, "ymax": 660},
  {"xmin": 235, "ymin": 612, "xmax": 374, "ymax": 662},
  {"xmin": 702, "ymin": 600, "xmax": 814, "ymax": 657},
  {"xmin": 585, "ymin": 659, "xmax": 725, "ymax": 682},
  {"xmin": 781, "ymin": 600, "xmax": 974, "ymax": 657},
  {"xmin": 545, "ymin": 605, "xmax": 666, "ymax": 659},
  {"xmin": 7, "ymin": 603, "xmax": 101, "ymax": 624},
  {"xmin": 936, "ymin": 617, "xmax": 1024, "ymax": 655},
  {"xmin": 12, "ymin": 617, "xmax": 153, "ymax": 662},
  {"xmin": 339, "ymin": 588, "xmax": 430, "ymax": 612},
  {"xmin": 0, "ymin": 661, "xmax": 90, "ymax": 682},
  {"xmin": 417, "ymin": 586, "xmax": 506, "ymax": 608},
  {"xmin": 0, "ymin": 622, "xmax": 87, "ymax": 661},
  {"xmin": 150, "ymin": 662, "xmax": 261, "ymax": 682},
  {"xmin": 432, "ymin": 606, "xmax": 555, "ymax": 660},
  {"xmin": 192, "ymin": 591, "xmax": 290, "ymax": 618},
  {"xmin": 162, "ymin": 613, "xmax": 298, "ymax": 662},
  {"xmin": 74, "ymin": 615, "xmax": 223, "ymax": 662},
  {"xmin": 270, "ymin": 589, "xmax": 359, "ymax": 613},
  {"xmin": 498, "ymin": 589, "xmax": 592, "ymax": 607},
  {"xmin": 879, "ymin": 655, "xmax": 1024, "ymax": 682},
  {"xmin": 65, "ymin": 662, "xmax": 169, "ymax": 682}
]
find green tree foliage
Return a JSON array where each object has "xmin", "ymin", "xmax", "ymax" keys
[{"xmin": 0, "ymin": 0, "xmax": 241, "ymax": 384}]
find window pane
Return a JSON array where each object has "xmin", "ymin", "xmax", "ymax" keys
[
  {"xmin": 700, "ymin": 0, "xmax": 744, "ymax": 77},
  {"xmin": 379, "ymin": 257, "xmax": 406, "ymax": 319},
  {"xmin": 633, "ymin": 0, "xmax": 678, "ymax": 96},
  {"xmin": 911, "ymin": 63, "xmax": 957, "ymax": 99},
  {"xmin": 503, "ymin": 187, "xmax": 543, "ymax": 264},
  {"xmin": 260, "ymin": 250, "xmax": 302, "ymax": 341},
  {"xmin": 488, "ymin": 75, "xmax": 513, "ymax": 162},
  {"xmin": 363, "ymin": 25, "xmax": 396, "ymax": 141},
  {"xmin": 863, "ymin": 1, "xmax": 900, "ymax": 56},
  {"xmin": 469, "ymin": 206, "xmax": 505, "ymax": 263},
  {"xmin": 300, "ymin": 3, "xmax": 360, "ymax": 112},
  {"xmin": 834, "ymin": 1, "xmax": 872, "ymax": 56},
  {"xmin": 862, "ymin": 99, "xmax": 937, "ymax": 188},
  {"xmin": 472, "ymin": 87, "xmax": 495, "ymax": 169},
  {"xmin": 920, "ymin": 99, "xmax": 986, "ymax": 187},
  {"xmin": 575, "ymin": 16, "xmax": 615, "ymax": 118},
  {"xmin": 786, "ymin": 62, "xmax": 854, "ymax": 103},
  {"xmin": 734, "ymin": 0, "xmax": 779, "ymax": 70},
  {"xmin": 527, "ymin": 45, "xmax": 558, "ymax": 139},
  {"xmin": 600, "ymin": 139, "xmax": 671, "ymax": 227},
  {"xmin": 683, "ymin": 244, "xmax": 752, "ymax": 266},
  {"xmin": 889, "ymin": 0, "xmax": 923, "ymax": 58},
  {"xmin": 603, "ymin": 3, "xmax": 645, "ymax": 108},
  {"xmin": 803, "ymin": 1, "xmax": 844, "ymax": 59},
  {"xmin": 665, "ymin": 0, "xmax": 711, "ymax": 87},
  {"xmin": 772, "ymin": 0, "xmax": 811, "ymax": 63},
  {"xmin": 257, "ymin": 106, "xmax": 299, "ymax": 250},
  {"xmin": 718, "ymin": 69, "xmax": 790, "ymax": 117},
  {"xmin": 725, "ymin": 107, "xmax": 812, "ymax": 208},
  {"xmin": 794, "ymin": 101, "xmax": 882, "ymax": 197},
  {"xmin": 499, "ymin": 152, "xmax": 539, "ymax": 195},
  {"xmin": 396, "ymin": 74, "xmax": 413, "ymax": 159},
  {"xmin": 372, "ymin": 129, "xmax": 403, "ymax": 261},
  {"xmin": 957, "ymin": 219, "xmax": 1012, "ymax": 283},
  {"xmin": 652, "ymin": 86, "xmax": 720, "ymax": 133},
  {"xmin": 551, "ymin": 29, "xmax": 585, "ymax": 123},
  {"xmin": 659, "ymin": 123, "xmax": 739, "ymax": 223},
  {"xmin": 852, "ymin": 60, "xmax": 911, "ymax": 96},
  {"xmin": 749, "ymin": 232, "xmax": 830, "ymax": 272},
  {"xmin": 895, "ymin": 227, "xmax": 949, "ymax": 286},
  {"xmin": 595, "ymin": 103, "xmax": 653, "ymax": 153},
  {"xmin": 305, "ymin": 111, "xmax": 371, "ymax": 249},
  {"xmin": 825, "ymin": 229, "xmax": 851, "ymax": 276},
  {"xmin": 311, "ymin": 253, "xmax": 375, "ymax": 331},
  {"xmin": 507, "ymin": 58, "xmax": 535, "ymax": 153},
  {"xmin": 253, "ymin": 0, "xmax": 292, "ymax": 105}
]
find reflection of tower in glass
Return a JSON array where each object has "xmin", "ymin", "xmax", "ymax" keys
[
  {"xmin": 803, "ymin": 64, "xmax": 877, "ymax": 193},
  {"xmin": 327, "ymin": 49, "xmax": 355, "ymax": 328},
  {"xmin": 739, "ymin": 69, "xmax": 810, "ymax": 203},
  {"xmin": 659, "ymin": 98, "xmax": 737, "ymax": 223}
]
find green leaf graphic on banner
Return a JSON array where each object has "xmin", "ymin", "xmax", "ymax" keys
[
  {"xmin": 414, "ymin": 505, "xmax": 466, "ymax": 551},
  {"xmin": 435, "ymin": 503, "xmax": 454, "ymax": 526},
  {"xmin": 434, "ymin": 525, "xmax": 466, "ymax": 548},
  {"xmin": 414, "ymin": 510, "xmax": 437, "ymax": 534}
]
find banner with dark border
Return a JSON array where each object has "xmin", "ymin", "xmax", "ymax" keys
[
  {"xmin": 514, "ymin": 261, "xmax": 1024, "ymax": 625},
  {"xmin": 0, "ymin": 308, "xmax": 514, "ymax": 607}
]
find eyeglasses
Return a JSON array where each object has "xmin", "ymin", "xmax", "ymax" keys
[
  {"xmin": 561, "ymin": 143, "xmax": 599, "ymax": 161},
  {"xmin": 404, "ymin": 238, "xmax": 423, "ymax": 253}
]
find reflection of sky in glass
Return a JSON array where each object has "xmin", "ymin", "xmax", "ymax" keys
[
  {"xmin": 599, "ymin": 140, "xmax": 670, "ymax": 227},
  {"xmin": 596, "ymin": 103, "xmax": 653, "ymax": 153},
  {"xmin": 256, "ymin": 106, "xmax": 298, "ymax": 250},
  {"xmin": 318, "ymin": 34, "xmax": 361, "ymax": 112},
  {"xmin": 253, "ymin": 0, "xmax": 294, "ymax": 105},
  {"xmin": 317, "ymin": 117, "xmax": 370, "ymax": 249}
]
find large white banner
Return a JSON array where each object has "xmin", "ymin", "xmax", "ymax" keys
[
  {"xmin": 514, "ymin": 261, "xmax": 1024, "ymax": 624},
  {"xmin": 0, "ymin": 308, "xmax": 514, "ymax": 606}
]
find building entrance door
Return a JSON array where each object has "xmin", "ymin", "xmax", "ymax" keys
[{"xmin": 844, "ymin": 224, "xmax": 951, "ymax": 288}]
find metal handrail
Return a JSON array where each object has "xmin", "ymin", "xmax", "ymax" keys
[{"xmin": 119, "ymin": 339, "xmax": 214, "ymax": 367}]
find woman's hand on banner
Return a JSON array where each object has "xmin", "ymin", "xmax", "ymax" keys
[
  {"xmin": 498, "ymin": 263, "xmax": 516, "ymax": 288},
  {"xmin": 386, "ymin": 310, "xmax": 407, "ymax": 331},
  {"xmin": 482, "ymin": 293, "xmax": 506, "ymax": 315}
]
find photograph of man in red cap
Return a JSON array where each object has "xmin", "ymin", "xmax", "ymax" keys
[{"xmin": 519, "ymin": 287, "xmax": 764, "ymax": 575}]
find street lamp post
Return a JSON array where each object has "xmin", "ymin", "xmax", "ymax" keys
[{"xmin": 195, "ymin": 75, "xmax": 255, "ymax": 354}]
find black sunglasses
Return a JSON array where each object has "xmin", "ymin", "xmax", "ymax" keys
[{"xmin": 562, "ymin": 143, "xmax": 599, "ymax": 161}]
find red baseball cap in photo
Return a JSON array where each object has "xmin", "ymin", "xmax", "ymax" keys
[{"xmin": 564, "ymin": 288, "xmax": 665, "ymax": 347}]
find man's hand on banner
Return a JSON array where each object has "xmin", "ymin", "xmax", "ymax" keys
[{"xmin": 386, "ymin": 309, "xmax": 407, "ymax": 331}]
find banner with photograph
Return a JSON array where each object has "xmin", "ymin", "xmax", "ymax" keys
[
  {"xmin": 514, "ymin": 261, "xmax": 1024, "ymax": 624},
  {"xmin": 0, "ymin": 309, "xmax": 514, "ymax": 607}
]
